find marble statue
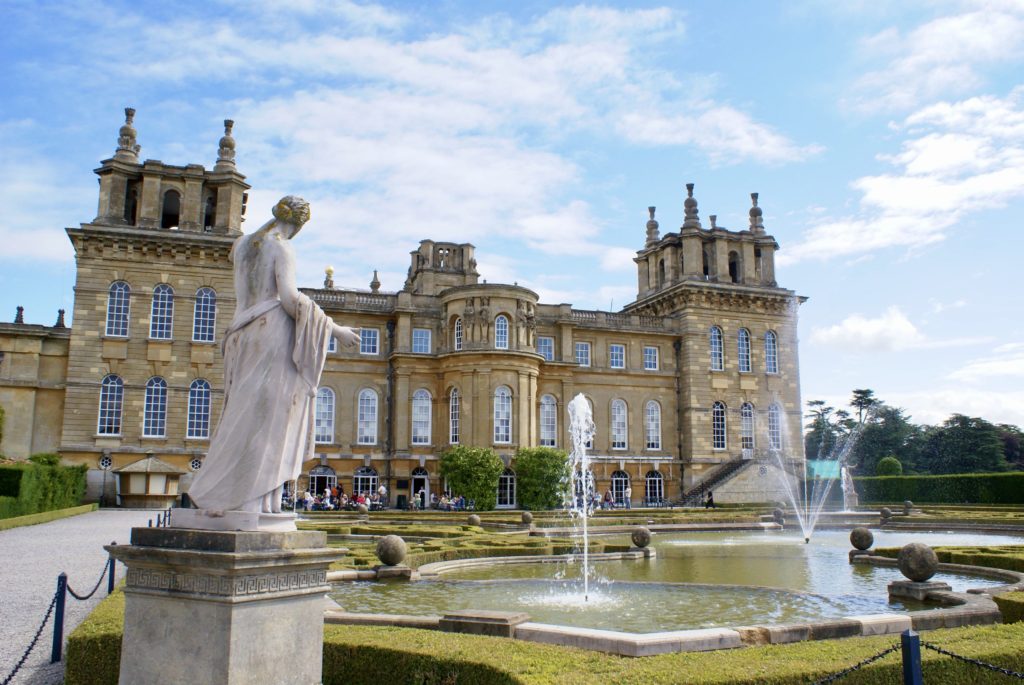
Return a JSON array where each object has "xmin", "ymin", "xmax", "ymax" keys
[{"xmin": 184, "ymin": 196, "xmax": 359, "ymax": 528}]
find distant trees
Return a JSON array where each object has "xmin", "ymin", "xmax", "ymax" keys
[
  {"xmin": 803, "ymin": 390, "xmax": 1018, "ymax": 476},
  {"xmin": 875, "ymin": 456, "xmax": 903, "ymax": 476}
]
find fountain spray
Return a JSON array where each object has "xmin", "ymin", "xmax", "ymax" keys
[{"xmin": 567, "ymin": 394, "xmax": 596, "ymax": 602}]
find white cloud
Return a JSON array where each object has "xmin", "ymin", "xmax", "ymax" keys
[
  {"xmin": 947, "ymin": 343, "xmax": 1024, "ymax": 382},
  {"xmin": 810, "ymin": 306, "xmax": 988, "ymax": 352},
  {"xmin": 884, "ymin": 388, "xmax": 1024, "ymax": 427}
]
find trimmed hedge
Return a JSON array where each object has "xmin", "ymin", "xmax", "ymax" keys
[
  {"xmin": 67, "ymin": 591, "xmax": 1024, "ymax": 685},
  {"xmin": 872, "ymin": 545, "xmax": 1024, "ymax": 573},
  {"xmin": 856, "ymin": 472, "xmax": 1024, "ymax": 504},
  {"xmin": 0, "ymin": 458, "xmax": 87, "ymax": 519},
  {"xmin": 994, "ymin": 592, "xmax": 1024, "ymax": 623},
  {"xmin": 0, "ymin": 503, "xmax": 97, "ymax": 531}
]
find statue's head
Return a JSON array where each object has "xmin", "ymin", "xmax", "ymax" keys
[{"xmin": 272, "ymin": 196, "xmax": 311, "ymax": 236}]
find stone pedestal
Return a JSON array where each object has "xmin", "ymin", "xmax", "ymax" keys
[
  {"xmin": 888, "ymin": 579, "xmax": 952, "ymax": 601},
  {"xmin": 106, "ymin": 528, "xmax": 341, "ymax": 685},
  {"xmin": 171, "ymin": 508, "xmax": 297, "ymax": 532}
]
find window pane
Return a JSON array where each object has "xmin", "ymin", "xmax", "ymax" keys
[
  {"xmin": 143, "ymin": 377, "xmax": 168, "ymax": 438},
  {"xmin": 412, "ymin": 389, "xmax": 431, "ymax": 445},
  {"xmin": 357, "ymin": 390, "xmax": 378, "ymax": 443},
  {"xmin": 106, "ymin": 282, "xmax": 131, "ymax": 337},
  {"xmin": 537, "ymin": 336, "xmax": 554, "ymax": 361},
  {"xmin": 611, "ymin": 400, "xmax": 627, "ymax": 449},
  {"xmin": 495, "ymin": 315, "xmax": 509, "ymax": 349},
  {"xmin": 645, "ymin": 471, "xmax": 664, "ymax": 502},
  {"xmin": 643, "ymin": 346, "xmax": 658, "ymax": 370},
  {"xmin": 575, "ymin": 342, "xmax": 590, "ymax": 366},
  {"xmin": 150, "ymin": 284, "xmax": 174, "ymax": 339},
  {"xmin": 449, "ymin": 389, "xmax": 460, "ymax": 444},
  {"xmin": 493, "ymin": 386, "xmax": 511, "ymax": 444},
  {"xmin": 540, "ymin": 395, "xmax": 557, "ymax": 446},
  {"xmin": 328, "ymin": 336, "xmax": 337, "ymax": 353},
  {"xmin": 412, "ymin": 328, "xmax": 431, "ymax": 354},
  {"xmin": 738, "ymin": 329, "xmax": 751, "ymax": 373},
  {"xmin": 192, "ymin": 288, "xmax": 217, "ymax": 342},
  {"xmin": 187, "ymin": 380, "xmax": 211, "ymax": 439},
  {"xmin": 741, "ymin": 403, "xmax": 755, "ymax": 452},
  {"xmin": 645, "ymin": 401, "xmax": 661, "ymax": 450},
  {"xmin": 360, "ymin": 329, "xmax": 379, "ymax": 355},
  {"xmin": 609, "ymin": 344, "xmax": 625, "ymax": 369},
  {"xmin": 315, "ymin": 388, "xmax": 335, "ymax": 443},
  {"xmin": 712, "ymin": 401, "xmax": 726, "ymax": 450},
  {"xmin": 97, "ymin": 375, "xmax": 124, "ymax": 435},
  {"xmin": 769, "ymin": 404, "xmax": 782, "ymax": 449},
  {"xmin": 454, "ymin": 319, "xmax": 463, "ymax": 351},
  {"xmin": 710, "ymin": 326, "xmax": 723, "ymax": 371},
  {"xmin": 765, "ymin": 331, "xmax": 779, "ymax": 373}
]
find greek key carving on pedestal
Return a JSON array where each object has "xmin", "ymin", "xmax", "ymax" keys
[{"xmin": 126, "ymin": 568, "xmax": 327, "ymax": 596}]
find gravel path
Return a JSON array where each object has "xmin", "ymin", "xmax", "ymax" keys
[{"xmin": 0, "ymin": 509, "xmax": 155, "ymax": 685}]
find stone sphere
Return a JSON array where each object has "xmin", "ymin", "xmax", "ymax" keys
[
  {"xmin": 903, "ymin": 500, "xmax": 914, "ymax": 515},
  {"xmin": 772, "ymin": 508, "xmax": 785, "ymax": 524},
  {"xmin": 898, "ymin": 542, "xmax": 939, "ymax": 582},
  {"xmin": 631, "ymin": 527, "xmax": 651, "ymax": 548},
  {"xmin": 521, "ymin": 511, "xmax": 534, "ymax": 525},
  {"xmin": 467, "ymin": 514, "xmax": 481, "ymax": 526},
  {"xmin": 357, "ymin": 503, "xmax": 369, "ymax": 514},
  {"xmin": 880, "ymin": 507, "xmax": 892, "ymax": 519},
  {"xmin": 850, "ymin": 527, "xmax": 874, "ymax": 551},
  {"xmin": 375, "ymin": 535, "xmax": 407, "ymax": 566}
]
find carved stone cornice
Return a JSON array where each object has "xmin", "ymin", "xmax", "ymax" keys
[
  {"xmin": 625, "ymin": 282, "xmax": 803, "ymax": 317},
  {"xmin": 66, "ymin": 223, "xmax": 236, "ymax": 263}
]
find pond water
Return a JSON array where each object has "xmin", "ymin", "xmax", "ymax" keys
[{"xmin": 329, "ymin": 529, "xmax": 1023, "ymax": 633}]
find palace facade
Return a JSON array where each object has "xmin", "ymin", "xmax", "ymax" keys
[{"xmin": 0, "ymin": 110, "xmax": 805, "ymax": 508}]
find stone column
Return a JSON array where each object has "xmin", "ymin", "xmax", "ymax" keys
[{"xmin": 107, "ymin": 528, "xmax": 341, "ymax": 685}]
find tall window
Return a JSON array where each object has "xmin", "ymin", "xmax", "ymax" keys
[
  {"xmin": 412, "ymin": 328, "xmax": 431, "ymax": 354},
  {"xmin": 609, "ymin": 344, "xmax": 625, "ymax": 369},
  {"xmin": 328, "ymin": 336, "xmax": 337, "ymax": 353},
  {"xmin": 709, "ymin": 326, "xmax": 724, "ymax": 371},
  {"xmin": 645, "ymin": 471, "xmax": 664, "ymax": 503},
  {"xmin": 740, "ymin": 402, "xmax": 755, "ymax": 452},
  {"xmin": 537, "ymin": 336, "xmax": 554, "ymax": 361},
  {"xmin": 187, "ymin": 379, "xmax": 212, "ymax": 439},
  {"xmin": 412, "ymin": 389, "xmax": 431, "ymax": 445},
  {"xmin": 106, "ymin": 281, "xmax": 131, "ymax": 337},
  {"xmin": 454, "ymin": 318, "xmax": 463, "ymax": 351},
  {"xmin": 539, "ymin": 394, "xmax": 557, "ymax": 446},
  {"xmin": 97, "ymin": 374, "xmax": 124, "ymax": 435},
  {"xmin": 494, "ymin": 315, "xmax": 509, "ymax": 349},
  {"xmin": 315, "ymin": 387, "xmax": 335, "ymax": 444},
  {"xmin": 575, "ymin": 341, "xmax": 591, "ymax": 367},
  {"xmin": 360, "ymin": 328, "xmax": 379, "ymax": 355},
  {"xmin": 768, "ymin": 403, "xmax": 783, "ymax": 450},
  {"xmin": 738, "ymin": 328, "xmax": 751, "ymax": 373},
  {"xmin": 192, "ymin": 287, "xmax": 217, "ymax": 342},
  {"xmin": 353, "ymin": 466, "xmax": 378, "ymax": 496},
  {"xmin": 611, "ymin": 399, "xmax": 627, "ymax": 450},
  {"xmin": 645, "ymin": 401, "xmax": 661, "ymax": 450},
  {"xmin": 449, "ymin": 388, "xmax": 460, "ymax": 444},
  {"xmin": 493, "ymin": 385, "xmax": 512, "ymax": 444},
  {"xmin": 712, "ymin": 401, "xmax": 727, "ymax": 450},
  {"xmin": 357, "ymin": 389, "xmax": 378, "ymax": 444},
  {"xmin": 643, "ymin": 346, "xmax": 658, "ymax": 371},
  {"xmin": 150, "ymin": 284, "xmax": 174, "ymax": 339},
  {"xmin": 143, "ymin": 377, "xmax": 168, "ymax": 438},
  {"xmin": 161, "ymin": 189, "xmax": 181, "ymax": 228},
  {"xmin": 611, "ymin": 470, "xmax": 630, "ymax": 504},
  {"xmin": 765, "ymin": 330, "xmax": 779, "ymax": 374},
  {"xmin": 497, "ymin": 468, "xmax": 516, "ymax": 508}
]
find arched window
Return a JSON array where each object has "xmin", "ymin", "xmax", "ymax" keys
[
  {"xmin": 738, "ymin": 328, "xmax": 751, "ymax": 373},
  {"xmin": 97, "ymin": 374, "xmax": 124, "ymax": 435},
  {"xmin": 161, "ymin": 189, "xmax": 181, "ymax": 229},
  {"xmin": 709, "ymin": 326, "xmax": 724, "ymax": 371},
  {"xmin": 494, "ymin": 315, "xmax": 509, "ymax": 349},
  {"xmin": 657, "ymin": 259, "xmax": 665, "ymax": 286},
  {"xmin": 493, "ymin": 385, "xmax": 512, "ymax": 444},
  {"xmin": 539, "ymin": 394, "xmax": 557, "ymax": 447},
  {"xmin": 712, "ymin": 401, "xmax": 727, "ymax": 450},
  {"xmin": 309, "ymin": 465, "xmax": 337, "ymax": 498},
  {"xmin": 150, "ymin": 284, "xmax": 174, "ymax": 339},
  {"xmin": 187, "ymin": 379, "xmax": 211, "ymax": 439},
  {"xmin": 645, "ymin": 401, "xmax": 661, "ymax": 450},
  {"xmin": 106, "ymin": 281, "xmax": 131, "ymax": 337},
  {"xmin": 765, "ymin": 330, "xmax": 779, "ymax": 374},
  {"xmin": 740, "ymin": 402, "xmax": 755, "ymax": 454},
  {"xmin": 193, "ymin": 287, "xmax": 217, "ymax": 342},
  {"xmin": 353, "ymin": 466, "xmax": 378, "ymax": 496},
  {"xmin": 449, "ymin": 388, "xmax": 460, "ymax": 444},
  {"xmin": 143, "ymin": 377, "xmax": 168, "ymax": 438},
  {"xmin": 412, "ymin": 389, "xmax": 432, "ymax": 445},
  {"xmin": 357, "ymin": 389, "xmax": 378, "ymax": 444},
  {"xmin": 611, "ymin": 470, "xmax": 630, "ymax": 505},
  {"xmin": 768, "ymin": 403, "xmax": 783, "ymax": 450},
  {"xmin": 728, "ymin": 250, "xmax": 741, "ymax": 283},
  {"xmin": 610, "ymin": 399, "xmax": 627, "ymax": 450},
  {"xmin": 454, "ymin": 317, "xmax": 463, "ymax": 351},
  {"xmin": 497, "ymin": 468, "xmax": 516, "ymax": 508},
  {"xmin": 645, "ymin": 470, "xmax": 664, "ymax": 504},
  {"xmin": 315, "ymin": 387, "xmax": 335, "ymax": 444},
  {"xmin": 203, "ymin": 193, "xmax": 217, "ymax": 230},
  {"xmin": 702, "ymin": 245, "xmax": 711, "ymax": 278},
  {"xmin": 124, "ymin": 180, "xmax": 140, "ymax": 224}
]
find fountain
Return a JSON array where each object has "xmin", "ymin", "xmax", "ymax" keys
[
  {"xmin": 566, "ymin": 393, "xmax": 596, "ymax": 601},
  {"xmin": 841, "ymin": 465, "xmax": 859, "ymax": 511}
]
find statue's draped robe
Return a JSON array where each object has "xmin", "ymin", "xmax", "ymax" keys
[{"xmin": 188, "ymin": 293, "xmax": 332, "ymax": 511}]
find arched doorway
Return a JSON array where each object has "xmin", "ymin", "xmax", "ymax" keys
[
  {"xmin": 308, "ymin": 465, "xmax": 336, "ymax": 499},
  {"xmin": 353, "ymin": 466, "xmax": 378, "ymax": 498},
  {"xmin": 497, "ymin": 468, "xmax": 516, "ymax": 509},
  {"xmin": 611, "ymin": 470, "xmax": 630, "ymax": 507},
  {"xmin": 411, "ymin": 466, "xmax": 429, "ymax": 509}
]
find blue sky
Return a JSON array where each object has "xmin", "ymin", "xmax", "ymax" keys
[{"xmin": 2, "ymin": 0, "xmax": 1022, "ymax": 427}]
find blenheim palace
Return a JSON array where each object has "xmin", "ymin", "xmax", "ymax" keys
[{"xmin": 0, "ymin": 110, "xmax": 805, "ymax": 509}]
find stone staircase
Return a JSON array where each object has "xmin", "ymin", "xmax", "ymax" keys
[{"xmin": 678, "ymin": 458, "xmax": 753, "ymax": 507}]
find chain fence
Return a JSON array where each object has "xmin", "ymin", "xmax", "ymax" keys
[
  {"xmin": 922, "ymin": 640, "xmax": 1024, "ymax": 680},
  {"xmin": 67, "ymin": 562, "xmax": 109, "ymax": 601},
  {"xmin": 0, "ymin": 590, "xmax": 58, "ymax": 685}
]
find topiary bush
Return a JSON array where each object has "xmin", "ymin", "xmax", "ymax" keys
[
  {"xmin": 875, "ymin": 456, "xmax": 902, "ymax": 476},
  {"xmin": 0, "ymin": 458, "xmax": 87, "ymax": 519},
  {"xmin": 995, "ymin": 592, "xmax": 1024, "ymax": 623},
  {"xmin": 439, "ymin": 446, "xmax": 504, "ymax": 511},
  {"xmin": 513, "ymin": 447, "xmax": 569, "ymax": 511}
]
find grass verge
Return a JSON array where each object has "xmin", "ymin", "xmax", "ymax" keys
[{"xmin": 0, "ymin": 503, "xmax": 97, "ymax": 531}]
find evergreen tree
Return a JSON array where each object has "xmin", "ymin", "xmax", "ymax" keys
[{"xmin": 919, "ymin": 415, "xmax": 1008, "ymax": 474}]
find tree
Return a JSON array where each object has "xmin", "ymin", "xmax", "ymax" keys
[
  {"xmin": 804, "ymin": 400, "xmax": 838, "ymax": 460},
  {"xmin": 848, "ymin": 404, "xmax": 919, "ymax": 476},
  {"xmin": 919, "ymin": 415, "xmax": 1008, "ymax": 475},
  {"xmin": 875, "ymin": 456, "xmax": 903, "ymax": 476},
  {"xmin": 997, "ymin": 424, "xmax": 1024, "ymax": 469},
  {"xmin": 513, "ymin": 447, "xmax": 569, "ymax": 511},
  {"xmin": 439, "ymin": 446, "xmax": 505, "ymax": 511},
  {"xmin": 850, "ymin": 389, "xmax": 878, "ymax": 424}
]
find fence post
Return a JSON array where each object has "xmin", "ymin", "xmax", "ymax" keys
[
  {"xmin": 108, "ymin": 542, "xmax": 117, "ymax": 595},
  {"xmin": 51, "ymin": 573, "xmax": 67, "ymax": 663},
  {"xmin": 901, "ymin": 629, "xmax": 923, "ymax": 685}
]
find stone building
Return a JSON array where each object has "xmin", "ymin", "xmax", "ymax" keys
[{"xmin": 0, "ymin": 110, "xmax": 805, "ymax": 508}]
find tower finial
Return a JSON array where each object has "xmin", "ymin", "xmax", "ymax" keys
[
  {"xmin": 14, "ymin": 306, "xmax": 24, "ymax": 324},
  {"xmin": 114, "ymin": 107, "xmax": 140, "ymax": 162},
  {"xmin": 645, "ymin": 206, "xmax": 660, "ymax": 247},
  {"xmin": 214, "ymin": 119, "xmax": 236, "ymax": 171},
  {"xmin": 324, "ymin": 265, "xmax": 334, "ymax": 289},
  {"xmin": 682, "ymin": 183, "xmax": 701, "ymax": 229},
  {"xmin": 749, "ymin": 192, "xmax": 764, "ymax": 232},
  {"xmin": 370, "ymin": 270, "xmax": 381, "ymax": 293}
]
